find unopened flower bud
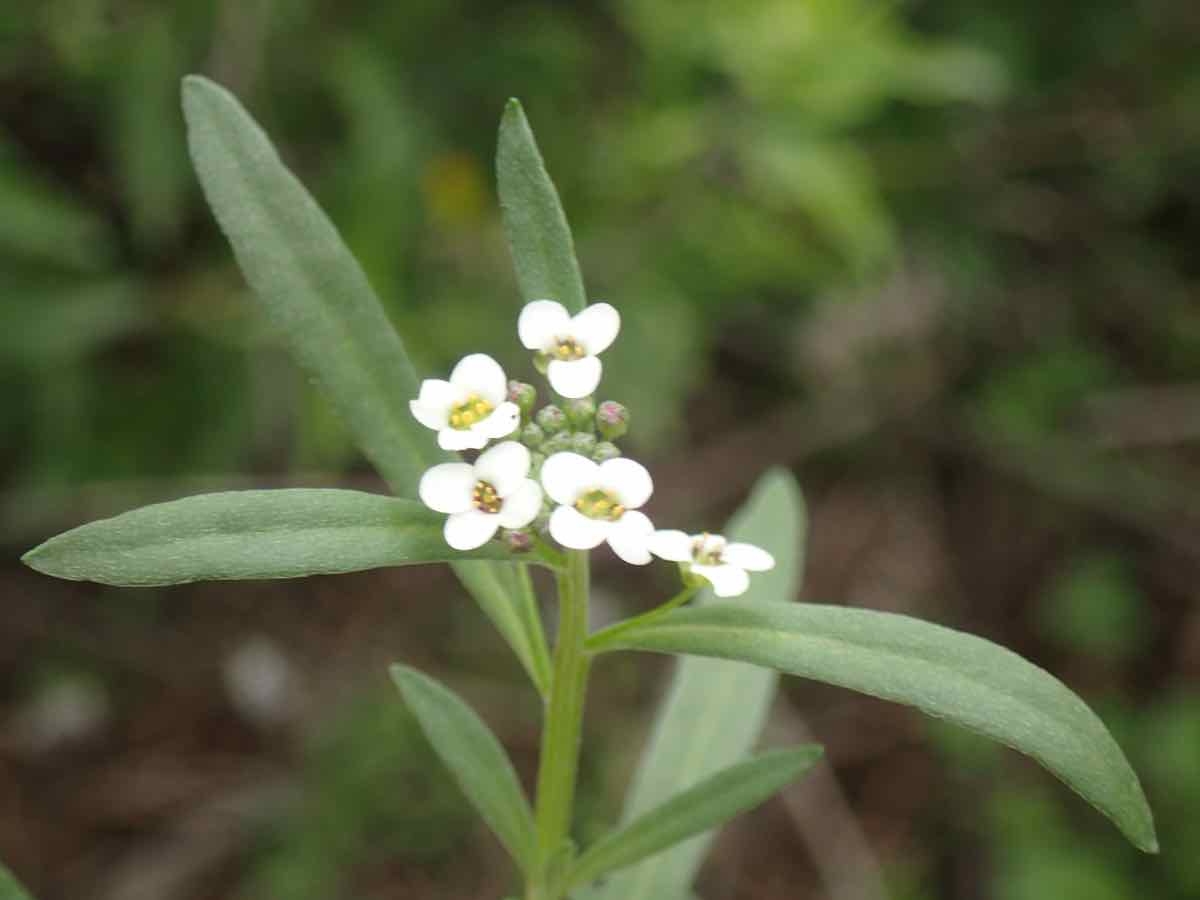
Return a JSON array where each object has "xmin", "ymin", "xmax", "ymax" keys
[
  {"xmin": 503, "ymin": 529, "xmax": 533, "ymax": 553},
  {"xmin": 542, "ymin": 432, "xmax": 574, "ymax": 454},
  {"xmin": 520, "ymin": 422, "xmax": 545, "ymax": 448},
  {"xmin": 536, "ymin": 404, "xmax": 568, "ymax": 434},
  {"xmin": 596, "ymin": 401, "xmax": 629, "ymax": 440},
  {"xmin": 592, "ymin": 441, "xmax": 621, "ymax": 462},
  {"xmin": 569, "ymin": 432, "xmax": 597, "ymax": 456},
  {"xmin": 507, "ymin": 380, "xmax": 537, "ymax": 419},
  {"xmin": 565, "ymin": 397, "xmax": 596, "ymax": 431}
]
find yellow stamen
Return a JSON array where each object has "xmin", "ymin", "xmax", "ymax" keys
[{"xmin": 448, "ymin": 393, "xmax": 494, "ymax": 430}]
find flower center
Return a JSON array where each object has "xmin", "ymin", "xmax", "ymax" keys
[
  {"xmin": 472, "ymin": 480, "xmax": 502, "ymax": 514},
  {"xmin": 551, "ymin": 337, "xmax": 586, "ymax": 361},
  {"xmin": 692, "ymin": 533, "xmax": 726, "ymax": 565},
  {"xmin": 449, "ymin": 393, "xmax": 494, "ymax": 430},
  {"xmin": 574, "ymin": 488, "xmax": 625, "ymax": 521}
]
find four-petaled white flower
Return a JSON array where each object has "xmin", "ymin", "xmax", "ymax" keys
[
  {"xmin": 419, "ymin": 442, "xmax": 543, "ymax": 550},
  {"xmin": 410, "ymin": 353, "xmax": 521, "ymax": 451},
  {"xmin": 541, "ymin": 452, "xmax": 654, "ymax": 564},
  {"xmin": 646, "ymin": 531, "xmax": 775, "ymax": 597},
  {"xmin": 518, "ymin": 300, "xmax": 620, "ymax": 399}
]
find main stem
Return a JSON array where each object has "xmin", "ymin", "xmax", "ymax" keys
[{"xmin": 529, "ymin": 549, "xmax": 591, "ymax": 900}]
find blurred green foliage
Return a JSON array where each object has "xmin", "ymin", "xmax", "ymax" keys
[
  {"xmin": 244, "ymin": 689, "xmax": 476, "ymax": 900},
  {"xmin": 3, "ymin": 0, "xmax": 1198, "ymax": 897}
]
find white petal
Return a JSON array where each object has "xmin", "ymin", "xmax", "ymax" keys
[
  {"xmin": 444, "ymin": 509, "xmax": 501, "ymax": 550},
  {"xmin": 540, "ymin": 452, "xmax": 599, "ymax": 505},
  {"xmin": 438, "ymin": 427, "xmax": 488, "ymax": 451},
  {"xmin": 722, "ymin": 542, "xmax": 775, "ymax": 572},
  {"xmin": 475, "ymin": 401, "xmax": 521, "ymax": 439},
  {"xmin": 474, "ymin": 441, "xmax": 530, "ymax": 497},
  {"xmin": 646, "ymin": 529, "xmax": 693, "ymax": 562},
  {"xmin": 597, "ymin": 457, "xmax": 653, "ymax": 509},
  {"xmin": 518, "ymin": 299, "xmax": 571, "ymax": 350},
  {"xmin": 497, "ymin": 480, "xmax": 543, "ymax": 528},
  {"xmin": 571, "ymin": 302, "xmax": 620, "ymax": 355},
  {"xmin": 417, "ymin": 378, "xmax": 460, "ymax": 408},
  {"xmin": 547, "ymin": 357, "xmax": 602, "ymax": 399},
  {"xmin": 548, "ymin": 505, "xmax": 610, "ymax": 549},
  {"xmin": 409, "ymin": 400, "xmax": 449, "ymax": 431},
  {"xmin": 607, "ymin": 510, "xmax": 654, "ymax": 565},
  {"xmin": 692, "ymin": 563, "xmax": 750, "ymax": 598},
  {"xmin": 418, "ymin": 463, "xmax": 475, "ymax": 513},
  {"xmin": 449, "ymin": 353, "xmax": 507, "ymax": 405}
]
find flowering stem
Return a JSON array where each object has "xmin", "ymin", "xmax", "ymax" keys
[
  {"xmin": 583, "ymin": 583, "xmax": 700, "ymax": 654},
  {"xmin": 531, "ymin": 535, "xmax": 568, "ymax": 571},
  {"xmin": 529, "ymin": 548, "xmax": 591, "ymax": 899}
]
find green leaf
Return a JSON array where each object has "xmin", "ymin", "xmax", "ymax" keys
[
  {"xmin": 0, "ymin": 862, "xmax": 33, "ymax": 900},
  {"xmin": 390, "ymin": 665, "xmax": 535, "ymax": 873},
  {"xmin": 22, "ymin": 489, "xmax": 512, "ymax": 586},
  {"xmin": 496, "ymin": 99, "xmax": 587, "ymax": 313},
  {"xmin": 595, "ymin": 469, "xmax": 806, "ymax": 900},
  {"xmin": 455, "ymin": 561, "xmax": 553, "ymax": 696},
  {"xmin": 182, "ymin": 74, "xmax": 433, "ymax": 494},
  {"xmin": 569, "ymin": 747, "xmax": 822, "ymax": 889},
  {"xmin": 181, "ymin": 76, "xmax": 550, "ymax": 694},
  {"xmin": 592, "ymin": 603, "xmax": 1158, "ymax": 854}
]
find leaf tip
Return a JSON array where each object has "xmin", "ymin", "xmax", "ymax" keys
[
  {"xmin": 387, "ymin": 662, "xmax": 413, "ymax": 688},
  {"xmin": 1132, "ymin": 819, "xmax": 1159, "ymax": 854},
  {"xmin": 180, "ymin": 73, "xmax": 212, "ymax": 111},
  {"xmin": 20, "ymin": 541, "xmax": 57, "ymax": 579}
]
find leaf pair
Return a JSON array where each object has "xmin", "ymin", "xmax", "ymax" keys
[{"xmin": 391, "ymin": 664, "xmax": 820, "ymax": 889}]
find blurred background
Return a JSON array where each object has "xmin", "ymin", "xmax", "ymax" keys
[{"xmin": 2, "ymin": 1, "xmax": 1199, "ymax": 897}]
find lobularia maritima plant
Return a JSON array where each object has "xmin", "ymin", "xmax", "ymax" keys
[{"xmin": 19, "ymin": 77, "xmax": 1157, "ymax": 900}]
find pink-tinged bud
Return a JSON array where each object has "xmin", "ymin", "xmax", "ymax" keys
[
  {"xmin": 596, "ymin": 401, "xmax": 629, "ymax": 440},
  {"xmin": 536, "ymin": 404, "xmax": 568, "ymax": 434},
  {"xmin": 508, "ymin": 380, "xmax": 537, "ymax": 419},
  {"xmin": 503, "ymin": 529, "xmax": 534, "ymax": 553}
]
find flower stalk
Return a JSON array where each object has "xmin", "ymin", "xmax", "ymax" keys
[{"xmin": 530, "ymin": 548, "xmax": 592, "ymax": 899}]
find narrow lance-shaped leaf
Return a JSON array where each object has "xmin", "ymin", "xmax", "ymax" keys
[
  {"xmin": 390, "ymin": 665, "xmax": 536, "ymax": 873},
  {"xmin": 591, "ymin": 602, "xmax": 1159, "ymax": 854},
  {"xmin": 181, "ymin": 76, "xmax": 551, "ymax": 694},
  {"xmin": 568, "ymin": 747, "xmax": 822, "ymax": 890},
  {"xmin": 22, "ymin": 490, "xmax": 514, "ymax": 586},
  {"xmin": 497, "ymin": 99, "xmax": 587, "ymax": 313},
  {"xmin": 183, "ymin": 75, "xmax": 433, "ymax": 493},
  {"xmin": 595, "ymin": 468, "xmax": 806, "ymax": 900}
]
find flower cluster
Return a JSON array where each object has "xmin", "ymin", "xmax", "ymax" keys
[{"xmin": 410, "ymin": 299, "xmax": 774, "ymax": 597}]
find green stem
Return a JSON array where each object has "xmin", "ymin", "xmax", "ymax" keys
[
  {"xmin": 584, "ymin": 583, "xmax": 700, "ymax": 653},
  {"xmin": 529, "ymin": 549, "xmax": 591, "ymax": 899}
]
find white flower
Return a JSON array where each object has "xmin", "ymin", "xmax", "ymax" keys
[
  {"xmin": 518, "ymin": 300, "xmax": 620, "ymax": 399},
  {"xmin": 410, "ymin": 353, "xmax": 521, "ymax": 451},
  {"xmin": 418, "ymin": 442, "xmax": 543, "ymax": 550},
  {"xmin": 646, "ymin": 531, "xmax": 775, "ymax": 597},
  {"xmin": 541, "ymin": 452, "xmax": 654, "ymax": 564}
]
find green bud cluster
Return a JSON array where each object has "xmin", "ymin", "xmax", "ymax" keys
[{"xmin": 519, "ymin": 395, "xmax": 630, "ymax": 463}]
